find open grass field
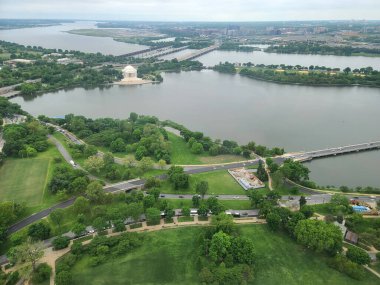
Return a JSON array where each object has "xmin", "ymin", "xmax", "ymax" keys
[
  {"xmin": 159, "ymin": 169, "xmax": 248, "ymax": 195},
  {"xmin": 168, "ymin": 132, "xmax": 245, "ymax": 165},
  {"xmin": 0, "ymin": 158, "xmax": 49, "ymax": 206},
  {"xmin": 67, "ymin": 225, "xmax": 378, "ymax": 285},
  {"xmin": 0, "ymin": 140, "xmax": 66, "ymax": 214}
]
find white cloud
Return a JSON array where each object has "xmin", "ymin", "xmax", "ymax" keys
[{"xmin": 0, "ymin": 0, "xmax": 379, "ymax": 21}]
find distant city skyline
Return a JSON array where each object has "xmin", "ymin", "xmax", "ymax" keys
[{"xmin": 0, "ymin": 0, "xmax": 379, "ymax": 21}]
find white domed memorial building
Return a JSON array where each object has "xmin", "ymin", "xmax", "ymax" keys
[{"xmin": 116, "ymin": 65, "xmax": 152, "ymax": 85}]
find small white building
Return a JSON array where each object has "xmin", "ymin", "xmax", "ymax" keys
[
  {"xmin": 116, "ymin": 65, "xmax": 152, "ymax": 86},
  {"xmin": 122, "ymin": 65, "xmax": 138, "ymax": 80}
]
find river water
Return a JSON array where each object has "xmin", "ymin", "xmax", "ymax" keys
[
  {"xmin": 0, "ymin": 21, "xmax": 147, "ymax": 55},
  {"xmin": 10, "ymin": 71, "xmax": 380, "ymax": 188},
  {"xmin": 2, "ymin": 22, "xmax": 380, "ymax": 188},
  {"xmin": 197, "ymin": 50, "xmax": 380, "ymax": 70}
]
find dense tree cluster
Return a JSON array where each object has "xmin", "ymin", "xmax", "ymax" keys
[
  {"xmin": 198, "ymin": 214, "xmax": 255, "ymax": 284},
  {"xmin": 2, "ymin": 121, "xmax": 49, "ymax": 158},
  {"xmin": 239, "ymin": 64, "xmax": 380, "ymax": 87},
  {"xmin": 212, "ymin": 62, "xmax": 236, "ymax": 74},
  {"xmin": 266, "ymin": 42, "xmax": 380, "ymax": 56},
  {"xmin": 48, "ymin": 165, "xmax": 89, "ymax": 195},
  {"xmin": 167, "ymin": 166, "xmax": 190, "ymax": 190},
  {"xmin": 56, "ymin": 113, "xmax": 171, "ymax": 163},
  {"xmin": 0, "ymin": 201, "xmax": 26, "ymax": 247},
  {"xmin": 219, "ymin": 42, "xmax": 259, "ymax": 52},
  {"xmin": 137, "ymin": 59, "xmax": 203, "ymax": 81},
  {"xmin": 55, "ymin": 232, "xmax": 142, "ymax": 284},
  {"xmin": 295, "ymin": 219, "xmax": 343, "ymax": 255},
  {"xmin": 0, "ymin": 97, "xmax": 26, "ymax": 120}
]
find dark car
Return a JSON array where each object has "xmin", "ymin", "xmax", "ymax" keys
[
  {"xmin": 179, "ymin": 195, "xmax": 184, "ymax": 198},
  {"xmin": 160, "ymin": 194, "xmax": 165, "ymax": 198}
]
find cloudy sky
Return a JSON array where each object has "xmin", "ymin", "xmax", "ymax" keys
[{"xmin": 0, "ymin": 0, "xmax": 379, "ymax": 21}]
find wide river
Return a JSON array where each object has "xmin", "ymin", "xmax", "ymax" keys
[
  {"xmin": 2, "ymin": 21, "xmax": 380, "ymax": 188},
  {"xmin": 11, "ymin": 71, "xmax": 380, "ymax": 188}
]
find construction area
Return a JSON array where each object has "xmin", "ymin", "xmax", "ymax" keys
[{"xmin": 228, "ymin": 168, "xmax": 265, "ymax": 190}]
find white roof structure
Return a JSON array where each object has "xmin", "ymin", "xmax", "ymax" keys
[{"xmin": 123, "ymin": 65, "xmax": 137, "ymax": 73}]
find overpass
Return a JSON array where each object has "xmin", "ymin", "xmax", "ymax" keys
[
  {"xmin": 280, "ymin": 141, "xmax": 380, "ymax": 162},
  {"xmin": 176, "ymin": 44, "xmax": 220, "ymax": 61}
]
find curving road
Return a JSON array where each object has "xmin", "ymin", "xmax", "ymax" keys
[{"xmin": 7, "ymin": 123, "xmax": 380, "ymax": 235}]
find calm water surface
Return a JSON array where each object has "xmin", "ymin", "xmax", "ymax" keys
[
  {"xmin": 197, "ymin": 50, "xmax": 380, "ymax": 70},
  {"xmin": 11, "ymin": 71, "xmax": 380, "ymax": 188},
  {"xmin": 0, "ymin": 21, "xmax": 147, "ymax": 55}
]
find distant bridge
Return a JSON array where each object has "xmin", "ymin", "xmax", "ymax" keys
[
  {"xmin": 116, "ymin": 46, "xmax": 162, "ymax": 58},
  {"xmin": 281, "ymin": 141, "xmax": 380, "ymax": 162},
  {"xmin": 177, "ymin": 44, "xmax": 220, "ymax": 61}
]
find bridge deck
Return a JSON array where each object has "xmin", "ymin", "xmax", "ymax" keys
[
  {"xmin": 289, "ymin": 141, "xmax": 380, "ymax": 161},
  {"xmin": 177, "ymin": 44, "xmax": 220, "ymax": 61}
]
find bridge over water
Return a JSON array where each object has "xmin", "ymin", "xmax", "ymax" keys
[
  {"xmin": 281, "ymin": 141, "xmax": 380, "ymax": 162},
  {"xmin": 177, "ymin": 44, "xmax": 220, "ymax": 61}
]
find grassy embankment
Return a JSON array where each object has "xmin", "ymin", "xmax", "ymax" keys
[
  {"xmin": 168, "ymin": 132, "xmax": 245, "ymax": 165},
  {"xmin": 66, "ymin": 225, "xmax": 378, "ymax": 285},
  {"xmin": 0, "ymin": 140, "xmax": 67, "ymax": 215}
]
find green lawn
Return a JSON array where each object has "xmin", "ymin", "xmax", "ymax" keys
[
  {"xmin": 0, "ymin": 158, "xmax": 49, "ymax": 206},
  {"xmin": 67, "ymin": 225, "xmax": 377, "ymax": 285},
  {"xmin": 0, "ymin": 142, "xmax": 64, "ymax": 210},
  {"xmin": 160, "ymin": 169, "xmax": 249, "ymax": 195},
  {"xmin": 168, "ymin": 132, "xmax": 245, "ymax": 165}
]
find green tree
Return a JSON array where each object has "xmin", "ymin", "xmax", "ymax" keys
[
  {"xmin": 280, "ymin": 160, "xmax": 310, "ymax": 182},
  {"xmin": 182, "ymin": 207, "xmax": 190, "ymax": 217},
  {"xmin": 295, "ymin": 219, "xmax": 342, "ymax": 255},
  {"xmin": 207, "ymin": 197, "xmax": 224, "ymax": 215},
  {"xmin": 13, "ymin": 239, "xmax": 44, "ymax": 273},
  {"xmin": 191, "ymin": 142, "xmax": 204, "ymax": 154},
  {"xmin": 55, "ymin": 271, "xmax": 72, "ymax": 285},
  {"xmin": 158, "ymin": 159, "xmax": 166, "ymax": 169},
  {"xmin": 92, "ymin": 217, "xmax": 107, "ymax": 232},
  {"xmin": 72, "ymin": 197, "xmax": 90, "ymax": 215},
  {"xmin": 84, "ymin": 155, "xmax": 104, "ymax": 173},
  {"xmin": 86, "ymin": 181, "xmax": 105, "ymax": 203},
  {"xmin": 138, "ymin": 157, "xmax": 154, "ymax": 172},
  {"xmin": 198, "ymin": 203, "xmax": 209, "ymax": 217},
  {"xmin": 49, "ymin": 208, "xmax": 64, "ymax": 230},
  {"xmin": 266, "ymin": 212, "xmax": 281, "ymax": 231},
  {"xmin": 248, "ymin": 191, "xmax": 264, "ymax": 208},
  {"xmin": 209, "ymin": 231, "xmax": 232, "ymax": 262},
  {"xmin": 346, "ymin": 247, "xmax": 371, "ymax": 265},
  {"xmin": 196, "ymin": 181, "xmax": 209, "ymax": 199},
  {"xmin": 256, "ymin": 160, "xmax": 268, "ymax": 182},
  {"xmin": 52, "ymin": 236, "xmax": 70, "ymax": 250},
  {"xmin": 211, "ymin": 213, "xmax": 235, "ymax": 235},
  {"xmin": 71, "ymin": 223, "xmax": 86, "ymax": 236},
  {"xmin": 146, "ymin": 207, "xmax": 161, "ymax": 225},
  {"xmin": 299, "ymin": 196, "xmax": 307, "ymax": 208},
  {"xmin": 231, "ymin": 236, "xmax": 255, "ymax": 265},
  {"xmin": 192, "ymin": 195, "xmax": 200, "ymax": 207},
  {"xmin": 110, "ymin": 138, "xmax": 126, "ymax": 153},
  {"xmin": 28, "ymin": 222, "xmax": 51, "ymax": 241}
]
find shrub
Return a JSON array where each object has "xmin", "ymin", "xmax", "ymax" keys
[
  {"xmin": 71, "ymin": 241, "xmax": 84, "ymax": 255},
  {"xmin": 327, "ymin": 254, "xmax": 365, "ymax": 280},
  {"xmin": 346, "ymin": 247, "xmax": 371, "ymax": 265},
  {"xmin": 31, "ymin": 263, "xmax": 51, "ymax": 283},
  {"xmin": 28, "ymin": 222, "xmax": 51, "ymax": 241},
  {"xmin": 55, "ymin": 271, "xmax": 72, "ymax": 285},
  {"xmin": 52, "ymin": 236, "xmax": 70, "ymax": 250}
]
